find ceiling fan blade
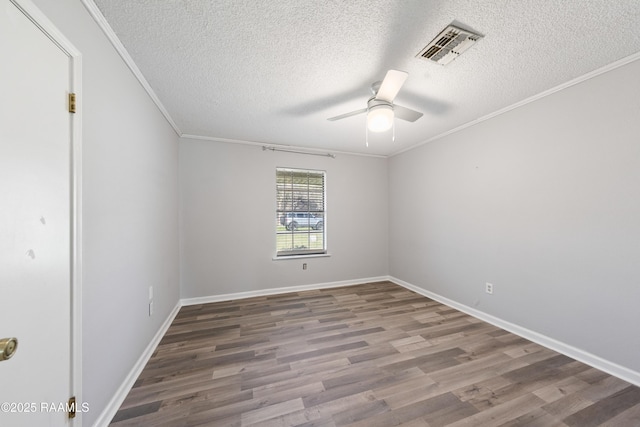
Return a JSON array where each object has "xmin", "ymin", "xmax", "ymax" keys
[
  {"xmin": 375, "ymin": 70, "xmax": 408, "ymax": 102},
  {"xmin": 327, "ymin": 108, "xmax": 367, "ymax": 121},
  {"xmin": 394, "ymin": 104, "xmax": 424, "ymax": 122}
]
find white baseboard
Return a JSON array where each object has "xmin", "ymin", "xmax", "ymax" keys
[
  {"xmin": 92, "ymin": 301, "xmax": 182, "ymax": 427},
  {"xmin": 99, "ymin": 275, "xmax": 640, "ymax": 427},
  {"xmin": 180, "ymin": 276, "xmax": 389, "ymax": 306},
  {"xmin": 389, "ymin": 276, "xmax": 640, "ymax": 388},
  {"xmin": 96, "ymin": 277, "xmax": 386, "ymax": 425}
]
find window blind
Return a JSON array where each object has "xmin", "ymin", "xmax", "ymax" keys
[{"xmin": 276, "ymin": 168, "xmax": 326, "ymax": 256}]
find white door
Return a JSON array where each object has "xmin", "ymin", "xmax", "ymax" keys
[{"xmin": 0, "ymin": 1, "xmax": 74, "ymax": 425}]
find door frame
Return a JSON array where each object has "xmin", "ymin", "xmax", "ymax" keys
[{"xmin": 9, "ymin": 0, "xmax": 83, "ymax": 423}]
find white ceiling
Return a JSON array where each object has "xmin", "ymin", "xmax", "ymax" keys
[{"xmin": 91, "ymin": 0, "xmax": 640, "ymax": 157}]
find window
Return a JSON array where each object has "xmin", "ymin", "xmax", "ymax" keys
[{"xmin": 276, "ymin": 168, "xmax": 326, "ymax": 256}]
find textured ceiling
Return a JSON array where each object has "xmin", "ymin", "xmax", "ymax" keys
[{"xmin": 91, "ymin": 0, "xmax": 640, "ymax": 156}]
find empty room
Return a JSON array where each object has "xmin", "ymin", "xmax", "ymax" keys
[{"xmin": 2, "ymin": 0, "xmax": 640, "ymax": 426}]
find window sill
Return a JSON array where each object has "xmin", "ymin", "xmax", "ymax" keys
[{"xmin": 272, "ymin": 253, "xmax": 331, "ymax": 261}]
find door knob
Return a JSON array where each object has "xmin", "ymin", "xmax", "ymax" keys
[{"xmin": 0, "ymin": 338, "xmax": 18, "ymax": 361}]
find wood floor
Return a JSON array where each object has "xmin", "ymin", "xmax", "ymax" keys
[{"xmin": 110, "ymin": 281, "xmax": 640, "ymax": 426}]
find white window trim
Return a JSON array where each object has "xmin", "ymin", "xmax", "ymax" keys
[
  {"xmin": 272, "ymin": 253, "xmax": 331, "ymax": 261},
  {"xmin": 275, "ymin": 167, "xmax": 327, "ymax": 257}
]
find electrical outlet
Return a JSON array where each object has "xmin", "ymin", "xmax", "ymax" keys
[
  {"xmin": 303, "ymin": 263, "xmax": 307, "ymax": 270},
  {"xmin": 485, "ymin": 282, "xmax": 494, "ymax": 294}
]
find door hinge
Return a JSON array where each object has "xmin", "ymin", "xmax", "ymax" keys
[
  {"xmin": 68, "ymin": 396, "xmax": 76, "ymax": 419},
  {"xmin": 68, "ymin": 93, "xmax": 76, "ymax": 113}
]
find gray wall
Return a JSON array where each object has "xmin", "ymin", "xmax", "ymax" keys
[
  {"xmin": 179, "ymin": 138, "xmax": 388, "ymax": 298},
  {"xmin": 389, "ymin": 58, "xmax": 640, "ymax": 373},
  {"xmin": 23, "ymin": 1, "xmax": 640, "ymax": 422},
  {"xmin": 31, "ymin": 1, "xmax": 181, "ymax": 425}
]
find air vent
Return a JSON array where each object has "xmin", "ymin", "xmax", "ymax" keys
[{"xmin": 416, "ymin": 24, "xmax": 482, "ymax": 65}]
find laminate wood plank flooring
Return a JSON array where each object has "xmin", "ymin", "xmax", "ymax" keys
[{"xmin": 110, "ymin": 281, "xmax": 640, "ymax": 426}]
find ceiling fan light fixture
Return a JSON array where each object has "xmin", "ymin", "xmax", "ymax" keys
[{"xmin": 367, "ymin": 103, "xmax": 394, "ymax": 132}]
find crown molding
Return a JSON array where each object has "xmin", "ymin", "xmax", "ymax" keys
[
  {"xmin": 80, "ymin": 0, "xmax": 181, "ymax": 136},
  {"xmin": 180, "ymin": 134, "xmax": 387, "ymax": 159},
  {"xmin": 391, "ymin": 51, "xmax": 640, "ymax": 157}
]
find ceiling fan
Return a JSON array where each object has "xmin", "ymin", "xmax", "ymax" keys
[{"xmin": 327, "ymin": 70, "xmax": 423, "ymax": 135}]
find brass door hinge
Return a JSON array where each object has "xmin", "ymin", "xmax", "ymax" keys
[
  {"xmin": 68, "ymin": 396, "xmax": 76, "ymax": 419},
  {"xmin": 68, "ymin": 93, "xmax": 76, "ymax": 113}
]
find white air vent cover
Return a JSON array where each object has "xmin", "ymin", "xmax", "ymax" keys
[{"xmin": 416, "ymin": 25, "xmax": 482, "ymax": 65}]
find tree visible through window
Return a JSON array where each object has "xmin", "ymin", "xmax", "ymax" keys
[{"xmin": 276, "ymin": 168, "xmax": 326, "ymax": 256}]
